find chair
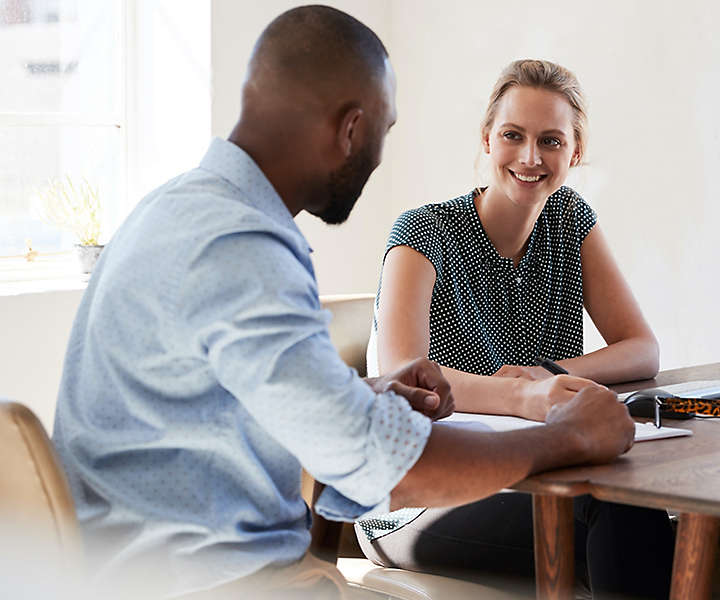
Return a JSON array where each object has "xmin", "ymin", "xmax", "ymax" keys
[
  {"xmin": 0, "ymin": 399, "xmax": 83, "ymax": 594},
  {"xmin": 313, "ymin": 294, "xmax": 528, "ymax": 600},
  {"xmin": 0, "ymin": 400, "xmax": 81, "ymax": 557}
]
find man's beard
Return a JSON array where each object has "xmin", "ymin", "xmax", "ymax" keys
[{"xmin": 314, "ymin": 143, "xmax": 374, "ymax": 225}]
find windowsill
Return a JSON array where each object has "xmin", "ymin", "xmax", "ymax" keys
[
  {"xmin": 0, "ymin": 277, "xmax": 88, "ymax": 297},
  {"xmin": 0, "ymin": 253, "xmax": 89, "ymax": 296}
]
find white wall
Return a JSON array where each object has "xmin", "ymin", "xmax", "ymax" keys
[{"xmin": 0, "ymin": 289, "xmax": 84, "ymax": 431}]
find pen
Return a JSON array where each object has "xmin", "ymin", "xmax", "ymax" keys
[{"xmin": 535, "ymin": 356, "xmax": 569, "ymax": 376}]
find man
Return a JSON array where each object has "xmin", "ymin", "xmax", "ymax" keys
[{"xmin": 53, "ymin": 5, "xmax": 637, "ymax": 598}]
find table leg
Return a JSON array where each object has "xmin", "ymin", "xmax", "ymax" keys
[
  {"xmin": 670, "ymin": 513, "xmax": 720, "ymax": 600},
  {"xmin": 532, "ymin": 494, "xmax": 574, "ymax": 600}
]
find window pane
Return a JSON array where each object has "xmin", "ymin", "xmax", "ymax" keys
[
  {"xmin": 0, "ymin": 124, "xmax": 123, "ymax": 255},
  {"xmin": 0, "ymin": 0, "xmax": 122, "ymax": 116}
]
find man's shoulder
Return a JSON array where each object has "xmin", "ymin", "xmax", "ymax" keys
[
  {"xmin": 101, "ymin": 170, "xmax": 312, "ymax": 303},
  {"xmin": 143, "ymin": 168, "xmax": 302, "ymax": 247}
]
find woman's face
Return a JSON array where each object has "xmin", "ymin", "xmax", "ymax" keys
[{"xmin": 483, "ymin": 86, "xmax": 578, "ymax": 208}]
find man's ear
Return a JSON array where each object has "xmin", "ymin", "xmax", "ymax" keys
[{"xmin": 338, "ymin": 107, "xmax": 363, "ymax": 158}]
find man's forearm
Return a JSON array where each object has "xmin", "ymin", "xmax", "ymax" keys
[{"xmin": 390, "ymin": 422, "xmax": 585, "ymax": 510}]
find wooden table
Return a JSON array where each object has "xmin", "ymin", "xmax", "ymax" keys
[{"xmin": 512, "ymin": 363, "xmax": 720, "ymax": 600}]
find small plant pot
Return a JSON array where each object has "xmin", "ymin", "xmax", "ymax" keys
[{"xmin": 75, "ymin": 244, "xmax": 104, "ymax": 274}]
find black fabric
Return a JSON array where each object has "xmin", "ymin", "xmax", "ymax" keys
[{"xmin": 358, "ymin": 493, "xmax": 673, "ymax": 599}]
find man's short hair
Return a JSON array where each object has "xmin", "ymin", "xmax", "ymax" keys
[{"xmin": 251, "ymin": 5, "xmax": 389, "ymax": 87}]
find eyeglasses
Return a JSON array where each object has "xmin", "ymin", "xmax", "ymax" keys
[{"xmin": 652, "ymin": 396, "xmax": 720, "ymax": 428}]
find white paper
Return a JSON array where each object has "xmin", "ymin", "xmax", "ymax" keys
[
  {"xmin": 440, "ymin": 412, "xmax": 693, "ymax": 442},
  {"xmin": 632, "ymin": 421, "xmax": 693, "ymax": 442}
]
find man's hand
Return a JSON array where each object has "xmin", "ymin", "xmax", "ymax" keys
[
  {"xmin": 519, "ymin": 374, "xmax": 600, "ymax": 421},
  {"xmin": 546, "ymin": 385, "xmax": 635, "ymax": 464},
  {"xmin": 365, "ymin": 358, "xmax": 454, "ymax": 420}
]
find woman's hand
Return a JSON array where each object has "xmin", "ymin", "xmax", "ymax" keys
[
  {"xmin": 493, "ymin": 364, "xmax": 552, "ymax": 381},
  {"xmin": 518, "ymin": 374, "xmax": 600, "ymax": 421},
  {"xmin": 365, "ymin": 358, "xmax": 455, "ymax": 421}
]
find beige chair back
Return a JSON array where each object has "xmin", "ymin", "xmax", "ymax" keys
[
  {"xmin": 321, "ymin": 293, "xmax": 375, "ymax": 377},
  {"xmin": 0, "ymin": 400, "xmax": 82, "ymax": 566}
]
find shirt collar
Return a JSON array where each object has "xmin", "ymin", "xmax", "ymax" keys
[{"xmin": 199, "ymin": 137, "xmax": 311, "ymax": 251}]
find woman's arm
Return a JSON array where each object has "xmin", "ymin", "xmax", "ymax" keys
[
  {"xmin": 556, "ymin": 224, "xmax": 659, "ymax": 383},
  {"xmin": 377, "ymin": 245, "xmax": 597, "ymax": 420}
]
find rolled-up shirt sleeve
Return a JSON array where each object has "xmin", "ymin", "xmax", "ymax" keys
[
  {"xmin": 179, "ymin": 229, "xmax": 432, "ymax": 517},
  {"xmin": 313, "ymin": 389, "xmax": 431, "ymax": 521}
]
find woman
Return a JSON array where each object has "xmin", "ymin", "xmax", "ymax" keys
[{"xmin": 359, "ymin": 60, "xmax": 673, "ymax": 599}]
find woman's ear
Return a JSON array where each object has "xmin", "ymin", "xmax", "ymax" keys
[
  {"xmin": 482, "ymin": 130, "xmax": 491, "ymax": 154},
  {"xmin": 570, "ymin": 152, "xmax": 580, "ymax": 167},
  {"xmin": 338, "ymin": 106, "xmax": 363, "ymax": 158}
]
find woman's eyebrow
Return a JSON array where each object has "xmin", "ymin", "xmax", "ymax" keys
[
  {"xmin": 498, "ymin": 123, "xmax": 568, "ymax": 137},
  {"xmin": 498, "ymin": 122, "xmax": 525, "ymax": 131},
  {"xmin": 540, "ymin": 129, "xmax": 568, "ymax": 137}
]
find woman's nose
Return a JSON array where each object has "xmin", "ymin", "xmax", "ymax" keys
[{"xmin": 519, "ymin": 142, "xmax": 542, "ymax": 167}]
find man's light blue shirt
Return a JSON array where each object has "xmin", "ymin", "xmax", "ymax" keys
[{"xmin": 52, "ymin": 138, "xmax": 431, "ymax": 596}]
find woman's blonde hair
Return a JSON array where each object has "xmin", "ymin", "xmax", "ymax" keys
[{"xmin": 481, "ymin": 59, "xmax": 588, "ymax": 164}]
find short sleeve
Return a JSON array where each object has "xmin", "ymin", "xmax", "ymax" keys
[
  {"xmin": 385, "ymin": 207, "xmax": 444, "ymax": 281},
  {"xmin": 572, "ymin": 193, "xmax": 597, "ymax": 242}
]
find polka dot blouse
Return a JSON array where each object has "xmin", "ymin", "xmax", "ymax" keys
[
  {"xmin": 359, "ymin": 186, "xmax": 597, "ymax": 542},
  {"xmin": 373, "ymin": 185, "xmax": 597, "ymax": 376}
]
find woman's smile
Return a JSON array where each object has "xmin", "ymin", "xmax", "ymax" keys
[{"xmin": 508, "ymin": 169, "xmax": 548, "ymax": 185}]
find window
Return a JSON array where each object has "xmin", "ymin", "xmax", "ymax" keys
[
  {"xmin": 0, "ymin": 0, "xmax": 124, "ymax": 258},
  {"xmin": 0, "ymin": 0, "xmax": 210, "ymax": 283}
]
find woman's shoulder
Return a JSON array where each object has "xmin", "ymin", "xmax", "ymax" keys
[
  {"xmin": 394, "ymin": 190, "xmax": 475, "ymax": 232},
  {"xmin": 547, "ymin": 185, "xmax": 584, "ymax": 206},
  {"xmin": 545, "ymin": 185, "xmax": 597, "ymax": 239},
  {"xmin": 547, "ymin": 186, "xmax": 595, "ymax": 215}
]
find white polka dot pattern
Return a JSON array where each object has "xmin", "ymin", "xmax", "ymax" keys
[{"xmin": 358, "ymin": 507, "xmax": 425, "ymax": 541}]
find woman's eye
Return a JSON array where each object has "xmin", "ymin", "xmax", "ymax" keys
[
  {"xmin": 502, "ymin": 131, "xmax": 521, "ymax": 140},
  {"xmin": 542, "ymin": 137, "xmax": 561, "ymax": 147}
]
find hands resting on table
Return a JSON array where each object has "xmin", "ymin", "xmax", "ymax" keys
[{"xmin": 367, "ymin": 357, "xmax": 634, "ymax": 469}]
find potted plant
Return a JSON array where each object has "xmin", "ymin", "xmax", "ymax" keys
[{"xmin": 38, "ymin": 176, "xmax": 104, "ymax": 274}]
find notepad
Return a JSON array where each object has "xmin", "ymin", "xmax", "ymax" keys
[
  {"xmin": 632, "ymin": 421, "xmax": 693, "ymax": 441},
  {"xmin": 440, "ymin": 412, "xmax": 692, "ymax": 442}
]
